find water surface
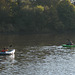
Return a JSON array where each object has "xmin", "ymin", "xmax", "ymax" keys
[{"xmin": 0, "ymin": 34, "xmax": 75, "ymax": 75}]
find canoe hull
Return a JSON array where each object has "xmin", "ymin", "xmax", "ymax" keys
[
  {"xmin": 62, "ymin": 44, "xmax": 75, "ymax": 47},
  {"xmin": 0, "ymin": 49, "xmax": 15, "ymax": 55}
]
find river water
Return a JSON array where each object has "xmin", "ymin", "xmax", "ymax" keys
[{"xmin": 0, "ymin": 34, "xmax": 75, "ymax": 75}]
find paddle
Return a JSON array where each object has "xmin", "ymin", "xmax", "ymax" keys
[
  {"xmin": 9, "ymin": 45, "xmax": 12, "ymax": 47},
  {"xmin": 7, "ymin": 45, "xmax": 13, "ymax": 50}
]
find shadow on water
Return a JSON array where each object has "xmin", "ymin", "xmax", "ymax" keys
[{"xmin": 0, "ymin": 33, "xmax": 75, "ymax": 47}]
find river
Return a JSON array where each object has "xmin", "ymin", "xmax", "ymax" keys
[{"xmin": 0, "ymin": 34, "xmax": 75, "ymax": 75}]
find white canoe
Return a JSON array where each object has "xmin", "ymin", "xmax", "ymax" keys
[{"xmin": 0, "ymin": 49, "xmax": 15, "ymax": 55}]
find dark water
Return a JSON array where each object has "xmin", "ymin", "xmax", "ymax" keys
[{"xmin": 0, "ymin": 34, "xmax": 75, "ymax": 75}]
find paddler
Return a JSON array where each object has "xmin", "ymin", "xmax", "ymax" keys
[
  {"xmin": 66, "ymin": 39, "xmax": 73, "ymax": 45},
  {"xmin": 1, "ymin": 48, "xmax": 8, "ymax": 52}
]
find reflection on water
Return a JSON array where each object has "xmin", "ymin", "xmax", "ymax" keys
[
  {"xmin": 0, "ymin": 54, "xmax": 17, "ymax": 75},
  {"xmin": 0, "ymin": 33, "xmax": 75, "ymax": 48},
  {"xmin": 0, "ymin": 54, "xmax": 15, "ymax": 63},
  {"xmin": 0, "ymin": 34, "xmax": 75, "ymax": 75}
]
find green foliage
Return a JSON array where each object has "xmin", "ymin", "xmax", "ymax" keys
[
  {"xmin": 36, "ymin": 5, "xmax": 44, "ymax": 11},
  {"xmin": 57, "ymin": 0, "xmax": 75, "ymax": 31},
  {"xmin": 0, "ymin": 0, "xmax": 75, "ymax": 33}
]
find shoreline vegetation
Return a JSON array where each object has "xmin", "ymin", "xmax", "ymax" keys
[{"xmin": 0, "ymin": 0, "xmax": 75, "ymax": 34}]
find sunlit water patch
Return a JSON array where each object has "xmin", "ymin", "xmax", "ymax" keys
[{"xmin": 0, "ymin": 46, "xmax": 75, "ymax": 75}]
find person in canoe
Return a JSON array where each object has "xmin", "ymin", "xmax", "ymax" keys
[
  {"xmin": 66, "ymin": 39, "xmax": 73, "ymax": 45},
  {"xmin": 1, "ymin": 48, "xmax": 8, "ymax": 52}
]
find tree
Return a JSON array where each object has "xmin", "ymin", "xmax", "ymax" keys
[
  {"xmin": 0, "ymin": 0, "xmax": 11, "ymax": 24},
  {"xmin": 57, "ymin": 0, "xmax": 75, "ymax": 31}
]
